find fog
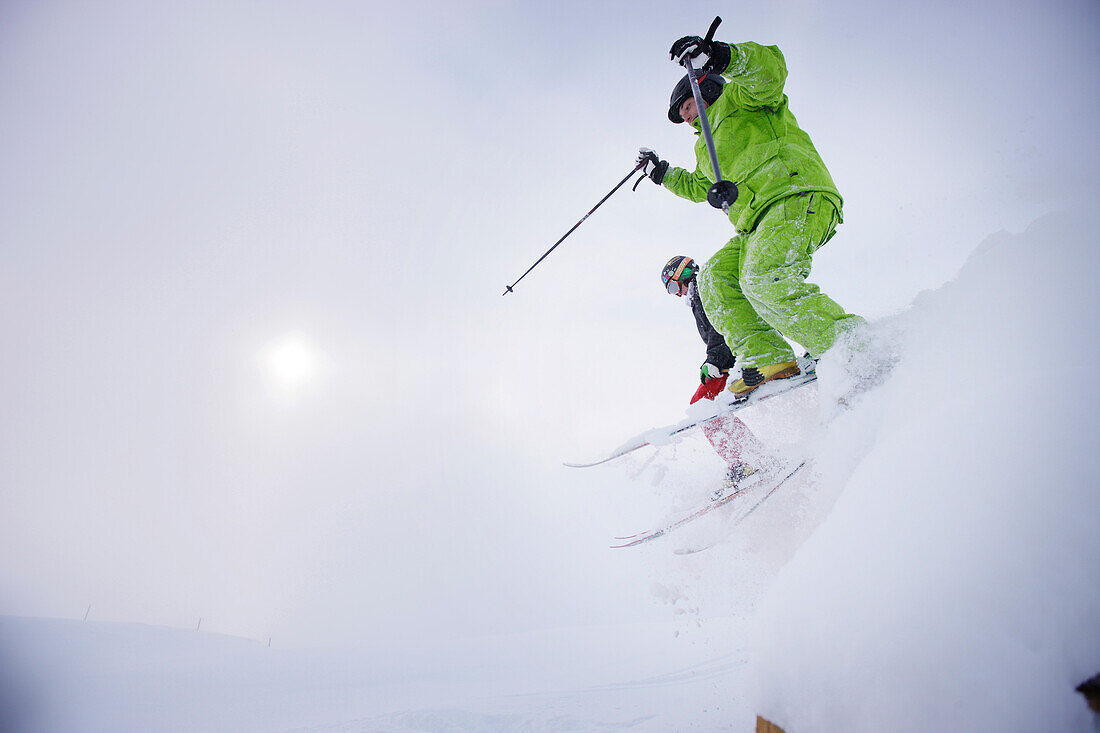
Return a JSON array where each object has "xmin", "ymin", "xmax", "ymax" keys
[{"xmin": 1, "ymin": 0, "xmax": 1096, "ymax": 648}]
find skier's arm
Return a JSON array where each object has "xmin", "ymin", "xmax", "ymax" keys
[
  {"xmin": 637, "ymin": 147, "xmax": 707, "ymax": 202},
  {"xmin": 690, "ymin": 288, "xmax": 736, "ymax": 371},
  {"xmin": 662, "ymin": 165, "xmax": 710, "ymax": 203},
  {"xmin": 702, "ymin": 326, "xmax": 733, "ymax": 368},
  {"xmin": 714, "ymin": 41, "xmax": 788, "ymax": 109}
]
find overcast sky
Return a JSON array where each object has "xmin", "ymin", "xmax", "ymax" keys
[{"xmin": 2, "ymin": 0, "xmax": 1097, "ymax": 647}]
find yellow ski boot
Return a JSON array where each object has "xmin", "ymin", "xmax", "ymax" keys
[{"xmin": 728, "ymin": 360, "xmax": 800, "ymax": 402}]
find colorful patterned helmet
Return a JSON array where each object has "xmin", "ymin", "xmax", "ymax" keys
[{"xmin": 661, "ymin": 255, "xmax": 697, "ymax": 294}]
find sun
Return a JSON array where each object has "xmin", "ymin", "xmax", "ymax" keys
[{"xmin": 264, "ymin": 334, "xmax": 319, "ymax": 391}]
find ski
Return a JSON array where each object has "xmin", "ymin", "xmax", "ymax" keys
[
  {"xmin": 565, "ymin": 371, "xmax": 818, "ymax": 468},
  {"xmin": 611, "ymin": 461, "xmax": 807, "ymax": 549}
]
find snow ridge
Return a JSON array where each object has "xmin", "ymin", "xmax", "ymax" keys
[{"xmin": 745, "ymin": 210, "xmax": 1100, "ymax": 731}]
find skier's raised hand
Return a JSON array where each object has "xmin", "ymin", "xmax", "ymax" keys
[
  {"xmin": 636, "ymin": 148, "xmax": 669, "ymax": 185},
  {"xmin": 669, "ymin": 35, "xmax": 708, "ymax": 65},
  {"xmin": 669, "ymin": 35, "xmax": 730, "ymax": 74}
]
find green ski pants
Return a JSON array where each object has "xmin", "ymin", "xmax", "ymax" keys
[{"xmin": 698, "ymin": 193, "xmax": 863, "ymax": 368}]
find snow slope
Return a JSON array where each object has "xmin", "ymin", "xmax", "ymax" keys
[
  {"xmin": 3, "ymin": 210, "xmax": 1098, "ymax": 731},
  {"xmin": 747, "ymin": 209, "xmax": 1100, "ymax": 731},
  {"xmin": 0, "ymin": 616, "xmax": 757, "ymax": 732}
]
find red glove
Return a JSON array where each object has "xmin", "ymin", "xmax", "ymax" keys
[{"xmin": 690, "ymin": 375, "xmax": 729, "ymax": 404}]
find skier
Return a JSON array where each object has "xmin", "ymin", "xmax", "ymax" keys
[
  {"xmin": 638, "ymin": 33, "xmax": 864, "ymax": 402},
  {"xmin": 662, "ymin": 255, "xmax": 770, "ymax": 492}
]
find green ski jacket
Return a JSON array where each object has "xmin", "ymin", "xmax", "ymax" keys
[{"xmin": 663, "ymin": 42, "xmax": 843, "ymax": 233}]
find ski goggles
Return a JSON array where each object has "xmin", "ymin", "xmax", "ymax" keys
[{"xmin": 666, "ymin": 278, "xmax": 685, "ymax": 295}]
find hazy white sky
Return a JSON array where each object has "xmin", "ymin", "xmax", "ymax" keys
[{"xmin": 1, "ymin": 0, "xmax": 1097, "ymax": 647}]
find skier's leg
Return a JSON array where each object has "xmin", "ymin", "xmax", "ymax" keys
[
  {"xmin": 690, "ymin": 376, "xmax": 768, "ymax": 482},
  {"xmin": 698, "ymin": 236, "xmax": 796, "ymax": 369},
  {"xmin": 701, "ymin": 416, "xmax": 767, "ymax": 466},
  {"xmin": 739, "ymin": 194, "xmax": 864, "ymax": 357}
]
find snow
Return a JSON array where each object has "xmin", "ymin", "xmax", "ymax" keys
[
  {"xmin": 748, "ymin": 210, "xmax": 1100, "ymax": 732},
  {"xmin": 3, "ymin": 2, "xmax": 1099, "ymax": 726},
  {"xmin": 3, "ymin": 209, "xmax": 1098, "ymax": 732},
  {"xmin": 1, "ymin": 616, "xmax": 757, "ymax": 732}
]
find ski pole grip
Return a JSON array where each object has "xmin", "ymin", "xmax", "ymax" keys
[{"xmin": 703, "ymin": 16, "xmax": 722, "ymax": 44}]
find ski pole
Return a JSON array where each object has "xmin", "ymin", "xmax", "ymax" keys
[
  {"xmin": 502, "ymin": 161, "xmax": 646, "ymax": 296},
  {"xmin": 679, "ymin": 16, "xmax": 738, "ymax": 212}
]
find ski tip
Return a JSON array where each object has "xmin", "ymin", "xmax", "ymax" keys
[
  {"xmin": 563, "ymin": 455, "xmax": 618, "ymax": 468},
  {"xmin": 610, "ymin": 529, "xmax": 661, "ymax": 548}
]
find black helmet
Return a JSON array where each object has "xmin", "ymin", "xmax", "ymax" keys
[
  {"xmin": 661, "ymin": 255, "xmax": 697, "ymax": 294},
  {"xmin": 668, "ymin": 71, "xmax": 725, "ymax": 123}
]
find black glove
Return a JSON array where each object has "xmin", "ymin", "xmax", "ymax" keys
[
  {"xmin": 669, "ymin": 36, "xmax": 731, "ymax": 75},
  {"xmin": 636, "ymin": 148, "xmax": 669, "ymax": 185}
]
